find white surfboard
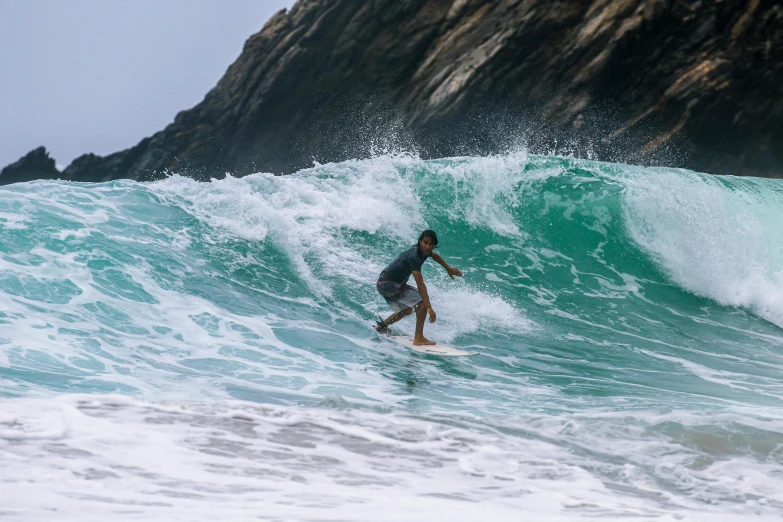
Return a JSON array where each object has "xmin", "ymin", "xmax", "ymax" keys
[{"xmin": 373, "ymin": 326, "xmax": 479, "ymax": 356}]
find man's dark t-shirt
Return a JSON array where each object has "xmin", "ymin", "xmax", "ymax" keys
[{"xmin": 379, "ymin": 245, "xmax": 429, "ymax": 285}]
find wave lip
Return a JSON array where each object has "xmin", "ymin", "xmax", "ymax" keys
[{"xmin": 623, "ymin": 168, "xmax": 783, "ymax": 327}]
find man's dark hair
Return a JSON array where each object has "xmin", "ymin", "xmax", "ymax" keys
[{"xmin": 418, "ymin": 229, "xmax": 438, "ymax": 248}]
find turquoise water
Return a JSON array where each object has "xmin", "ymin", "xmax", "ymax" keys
[{"xmin": 1, "ymin": 153, "xmax": 782, "ymax": 520}]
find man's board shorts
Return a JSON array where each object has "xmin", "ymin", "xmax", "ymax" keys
[{"xmin": 376, "ymin": 279, "xmax": 422, "ymax": 314}]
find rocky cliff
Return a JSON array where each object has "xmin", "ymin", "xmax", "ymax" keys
[
  {"xmin": 0, "ymin": 147, "xmax": 60, "ymax": 185},
  {"xmin": 3, "ymin": 0, "xmax": 782, "ymax": 185}
]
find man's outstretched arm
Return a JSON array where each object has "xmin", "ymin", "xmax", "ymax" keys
[{"xmin": 431, "ymin": 252, "xmax": 463, "ymax": 280}]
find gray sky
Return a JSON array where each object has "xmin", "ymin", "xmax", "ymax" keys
[{"xmin": 0, "ymin": 0, "xmax": 294, "ymax": 169}]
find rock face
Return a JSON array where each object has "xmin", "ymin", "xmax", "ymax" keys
[
  {"xmin": 0, "ymin": 147, "xmax": 61, "ymax": 185},
  {"xmin": 8, "ymin": 0, "xmax": 783, "ymax": 182}
]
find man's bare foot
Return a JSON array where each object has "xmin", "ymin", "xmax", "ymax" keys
[
  {"xmin": 374, "ymin": 321, "xmax": 390, "ymax": 334},
  {"xmin": 412, "ymin": 337, "xmax": 436, "ymax": 346}
]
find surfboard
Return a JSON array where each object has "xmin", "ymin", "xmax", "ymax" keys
[{"xmin": 373, "ymin": 326, "xmax": 479, "ymax": 356}]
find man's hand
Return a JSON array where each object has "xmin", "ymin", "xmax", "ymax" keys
[
  {"xmin": 427, "ymin": 306, "xmax": 437, "ymax": 323},
  {"xmin": 447, "ymin": 266, "xmax": 463, "ymax": 280}
]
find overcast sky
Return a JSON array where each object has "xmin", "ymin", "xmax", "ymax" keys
[{"xmin": 0, "ymin": 0, "xmax": 294, "ymax": 169}]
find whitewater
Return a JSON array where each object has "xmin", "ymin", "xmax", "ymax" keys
[{"xmin": 1, "ymin": 153, "xmax": 782, "ymax": 521}]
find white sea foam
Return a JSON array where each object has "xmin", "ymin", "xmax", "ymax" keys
[
  {"xmin": 0, "ymin": 211, "xmax": 27, "ymax": 229},
  {"xmin": 0, "ymin": 395, "xmax": 780, "ymax": 522},
  {"xmin": 150, "ymin": 158, "xmax": 423, "ymax": 298},
  {"xmin": 421, "ymin": 152, "xmax": 531, "ymax": 237},
  {"xmin": 387, "ymin": 283, "xmax": 535, "ymax": 343}
]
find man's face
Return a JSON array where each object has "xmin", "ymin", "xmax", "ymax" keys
[{"xmin": 419, "ymin": 236, "xmax": 435, "ymax": 256}]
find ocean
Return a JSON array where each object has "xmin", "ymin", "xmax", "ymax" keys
[{"xmin": 1, "ymin": 153, "xmax": 782, "ymax": 521}]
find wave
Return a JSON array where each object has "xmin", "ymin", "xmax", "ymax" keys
[{"xmin": 0, "ymin": 153, "xmax": 782, "ymax": 410}]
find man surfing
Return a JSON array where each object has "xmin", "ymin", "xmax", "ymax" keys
[{"xmin": 374, "ymin": 230, "xmax": 463, "ymax": 345}]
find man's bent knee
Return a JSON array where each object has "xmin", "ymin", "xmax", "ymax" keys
[{"xmin": 394, "ymin": 307, "xmax": 412, "ymax": 319}]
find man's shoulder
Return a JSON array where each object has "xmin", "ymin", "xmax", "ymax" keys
[
  {"xmin": 407, "ymin": 245, "xmax": 429, "ymax": 263},
  {"xmin": 402, "ymin": 244, "xmax": 419, "ymax": 257}
]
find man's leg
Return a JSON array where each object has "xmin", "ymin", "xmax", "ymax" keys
[
  {"xmin": 382, "ymin": 308, "xmax": 412, "ymax": 326},
  {"xmin": 413, "ymin": 304, "xmax": 435, "ymax": 345},
  {"xmin": 375, "ymin": 307, "xmax": 413, "ymax": 332},
  {"xmin": 376, "ymin": 286, "xmax": 421, "ymax": 332}
]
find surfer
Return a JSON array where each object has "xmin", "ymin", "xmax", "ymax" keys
[{"xmin": 374, "ymin": 230, "xmax": 463, "ymax": 345}]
